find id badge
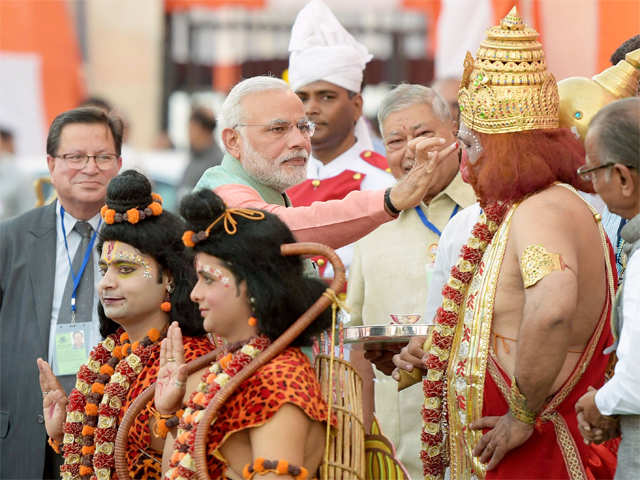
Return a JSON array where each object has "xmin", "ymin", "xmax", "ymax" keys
[
  {"xmin": 426, "ymin": 242, "xmax": 438, "ymax": 291},
  {"xmin": 53, "ymin": 323, "xmax": 92, "ymax": 376}
]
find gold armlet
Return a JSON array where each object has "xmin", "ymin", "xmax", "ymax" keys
[
  {"xmin": 520, "ymin": 244, "xmax": 566, "ymax": 288},
  {"xmin": 507, "ymin": 378, "xmax": 537, "ymax": 425}
]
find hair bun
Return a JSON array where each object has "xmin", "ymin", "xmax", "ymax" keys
[
  {"xmin": 106, "ymin": 170, "xmax": 152, "ymax": 212},
  {"xmin": 180, "ymin": 189, "xmax": 227, "ymax": 232}
]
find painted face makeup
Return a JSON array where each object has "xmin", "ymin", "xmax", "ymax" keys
[
  {"xmin": 457, "ymin": 122, "xmax": 484, "ymax": 165},
  {"xmin": 190, "ymin": 253, "xmax": 253, "ymax": 342},
  {"xmin": 98, "ymin": 241, "xmax": 166, "ymax": 323},
  {"xmin": 195, "ymin": 260, "xmax": 231, "ymax": 288},
  {"xmin": 100, "ymin": 240, "xmax": 152, "ymax": 279}
]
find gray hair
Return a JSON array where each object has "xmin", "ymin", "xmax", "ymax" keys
[
  {"xmin": 377, "ymin": 84, "xmax": 452, "ymax": 134},
  {"xmin": 218, "ymin": 76, "xmax": 291, "ymax": 134},
  {"xmin": 590, "ymin": 97, "xmax": 640, "ymax": 171}
]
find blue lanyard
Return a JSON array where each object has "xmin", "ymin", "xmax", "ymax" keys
[
  {"xmin": 414, "ymin": 204, "xmax": 460, "ymax": 237},
  {"xmin": 60, "ymin": 205, "xmax": 101, "ymax": 323},
  {"xmin": 616, "ymin": 218, "xmax": 628, "ymax": 279}
]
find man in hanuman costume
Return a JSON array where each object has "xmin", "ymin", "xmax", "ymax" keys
[{"xmin": 404, "ymin": 8, "xmax": 619, "ymax": 479}]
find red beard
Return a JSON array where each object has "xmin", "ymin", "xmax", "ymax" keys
[{"xmin": 464, "ymin": 128, "xmax": 593, "ymax": 206}]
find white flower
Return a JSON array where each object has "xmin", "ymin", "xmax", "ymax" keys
[{"xmin": 214, "ymin": 372, "xmax": 230, "ymax": 386}]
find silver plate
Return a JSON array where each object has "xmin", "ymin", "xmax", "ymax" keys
[{"xmin": 342, "ymin": 324, "xmax": 434, "ymax": 344}]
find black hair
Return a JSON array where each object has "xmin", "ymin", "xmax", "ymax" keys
[
  {"xmin": 180, "ymin": 189, "xmax": 331, "ymax": 347},
  {"xmin": 610, "ymin": 34, "xmax": 640, "ymax": 65},
  {"xmin": 47, "ymin": 106, "xmax": 123, "ymax": 157},
  {"xmin": 0, "ymin": 128, "xmax": 13, "ymax": 141},
  {"xmin": 79, "ymin": 96, "xmax": 113, "ymax": 113},
  {"xmin": 190, "ymin": 107, "xmax": 217, "ymax": 133},
  {"xmin": 590, "ymin": 97, "xmax": 640, "ymax": 171},
  {"xmin": 96, "ymin": 170, "xmax": 204, "ymax": 338}
]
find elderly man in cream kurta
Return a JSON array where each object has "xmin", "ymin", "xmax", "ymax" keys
[{"xmin": 347, "ymin": 84, "xmax": 475, "ymax": 478}]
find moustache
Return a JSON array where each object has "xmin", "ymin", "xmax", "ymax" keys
[{"xmin": 279, "ymin": 150, "xmax": 309, "ymax": 163}]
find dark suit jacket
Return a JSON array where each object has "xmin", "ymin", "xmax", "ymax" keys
[{"xmin": 0, "ymin": 203, "xmax": 57, "ymax": 478}]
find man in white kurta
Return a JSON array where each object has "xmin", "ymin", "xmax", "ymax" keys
[{"xmin": 347, "ymin": 84, "xmax": 475, "ymax": 478}]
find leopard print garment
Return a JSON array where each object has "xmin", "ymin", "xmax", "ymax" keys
[
  {"xmin": 205, "ymin": 347, "xmax": 331, "ymax": 479},
  {"xmin": 122, "ymin": 335, "xmax": 213, "ymax": 479}
]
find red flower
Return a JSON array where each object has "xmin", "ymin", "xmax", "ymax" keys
[
  {"xmin": 442, "ymin": 285, "xmax": 464, "ymax": 304},
  {"xmin": 422, "ymin": 408, "xmax": 441, "ymax": 423},
  {"xmin": 435, "ymin": 308, "xmax": 458, "ymax": 328},
  {"xmin": 95, "ymin": 426, "xmax": 117, "ymax": 443},
  {"xmin": 420, "ymin": 429, "xmax": 444, "ymax": 445},
  {"xmin": 461, "ymin": 245, "xmax": 482, "ymax": 263},
  {"xmin": 67, "ymin": 390, "xmax": 86, "ymax": 411},
  {"xmin": 433, "ymin": 332, "xmax": 453, "ymax": 350},
  {"xmin": 105, "ymin": 383, "xmax": 126, "ymax": 399},
  {"xmin": 64, "ymin": 442, "xmax": 82, "ymax": 456},
  {"xmin": 451, "ymin": 266, "xmax": 473, "ymax": 283},
  {"xmin": 63, "ymin": 422, "xmax": 83, "ymax": 435},
  {"xmin": 97, "ymin": 404, "xmax": 119, "ymax": 418},
  {"xmin": 472, "ymin": 223, "xmax": 492, "ymax": 242},
  {"xmin": 94, "ymin": 452, "xmax": 114, "ymax": 468},
  {"xmin": 92, "ymin": 342, "xmax": 112, "ymax": 363},
  {"xmin": 76, "ymin": 364, "xmax": 97, "ymax": 384},
  {"xmin": 423, "ymin": 379, "xmax": 444, "ymax": 398}
]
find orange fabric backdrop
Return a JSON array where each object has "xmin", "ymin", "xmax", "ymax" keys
[
  {"xmin": 165, "ymin": 0, "xmax": 265, "ymax": 11},
  {"xmin": 597, "ymin": 0, "xmax": 640, "ymax": 70},
  {"xmin": 0, "ymin": 0, "xmax": 84, "ymax": 125}
]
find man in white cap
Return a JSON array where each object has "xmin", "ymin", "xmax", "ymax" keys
[{"xmin": 286, "ymin": 0, "xmax": 395, "ymax": 280}]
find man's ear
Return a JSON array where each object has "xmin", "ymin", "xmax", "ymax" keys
[
  {"xmin": 352, "ymin": 93, "xmax": 363, "ymax": 123},
  {"xmin": 618, "ymin": 164, "xmax": 637, "ymax": 198},
  {"xmin": 46, "ymin": 154, "xmax": 56, "ymax": 175},
  {"xmin": 222, "ymin": 128, "xmax": 241, "ymax": 159}
]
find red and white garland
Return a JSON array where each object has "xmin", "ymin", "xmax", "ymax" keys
[
  {"xmin": 61, "ymin": 328, "xmax": 162, "ymax": 480},
  {"xmin": 165, "ymin": 335, "xmax": 271, "ymax": 480},
  {"xmin": 421, "ymin": 202, "xmax": 510, "ymax": 479}
]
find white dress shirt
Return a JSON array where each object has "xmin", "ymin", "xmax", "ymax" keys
[
  {"xmin": 306, "ymin": 136, "xmax": 395, "ymax": 278},
  {"xmin": 424, "ymin": 203, "xmax": 481, "ymax": 323},
  {"xmin": 48, "ymin": 201, "xmax": 103, "ymax": 365},
  {"xmin": 595, "ymin": 249, "xmax": 640, "ymax": 416}
]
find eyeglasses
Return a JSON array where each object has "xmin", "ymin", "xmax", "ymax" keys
[
  {"xmin": 55, "ymin": 153, "xmax": 119, "ymax": 170},
  {"xmin": 576, "ymin": 162, "xmax": 635, "ymax": 182},
  {"xmin": 234, "ymin": 119, "xmax": 316, "ymax": 138}
]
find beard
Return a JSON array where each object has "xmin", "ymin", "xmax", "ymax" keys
[
  {"xmin": 465, "ymin": 128, "xmax": 592, "ymax": 206},
  {"xmin": 241, "ymin": 137, "xmax": 308, "ymax": 192}
]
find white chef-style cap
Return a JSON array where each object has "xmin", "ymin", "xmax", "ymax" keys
[{"xmin": 288, "ymin": 0, "xmax": 373, "ymax": 93}]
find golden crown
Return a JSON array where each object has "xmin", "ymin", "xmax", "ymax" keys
[{"xmin": 458, "ymin": 7, "xmax": 559, "ymax": 134}]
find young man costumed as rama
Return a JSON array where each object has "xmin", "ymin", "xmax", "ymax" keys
[{"xmin": 393, "ymin": 8, "xmax": 618, "ymax": 479}]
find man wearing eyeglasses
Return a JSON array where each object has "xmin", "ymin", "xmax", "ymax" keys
[
  {"xmin": 0, "ymin": 106, "xmax": 121, "ymax": 478},
  {"xmin": 283, "ymin": 0, "xmax": 395, "ymax": 280},
  {"xmin": 575, "ymin": 97, "xmax": 640, "ymax": 480},
  {"xmin": 195, "ymin": 75, "xmax": 453, "ymax": 269}
]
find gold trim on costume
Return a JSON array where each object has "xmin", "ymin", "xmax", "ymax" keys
[
  {"xmin": 520, "ymin": 244, "xmax": 566, "ymax": 288},
  {"xmin": 549, "ymin": 413, "xmax": 588, "ymax": 480},
  {"xmin": 447, "ymin": 204, "xmax": 518, "ymax": 479}
]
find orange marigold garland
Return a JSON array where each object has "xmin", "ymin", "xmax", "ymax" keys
[
  {"xmin": 164, "ymin": 336, "xmax": 271, "ymax": 480},
  {"xmin": 421, "ymin": 201, "xmax": 510, "ymax": 479},
  {"xmin": 60, "ymin": 328, "xmax": 163, "ymax": 480}
]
